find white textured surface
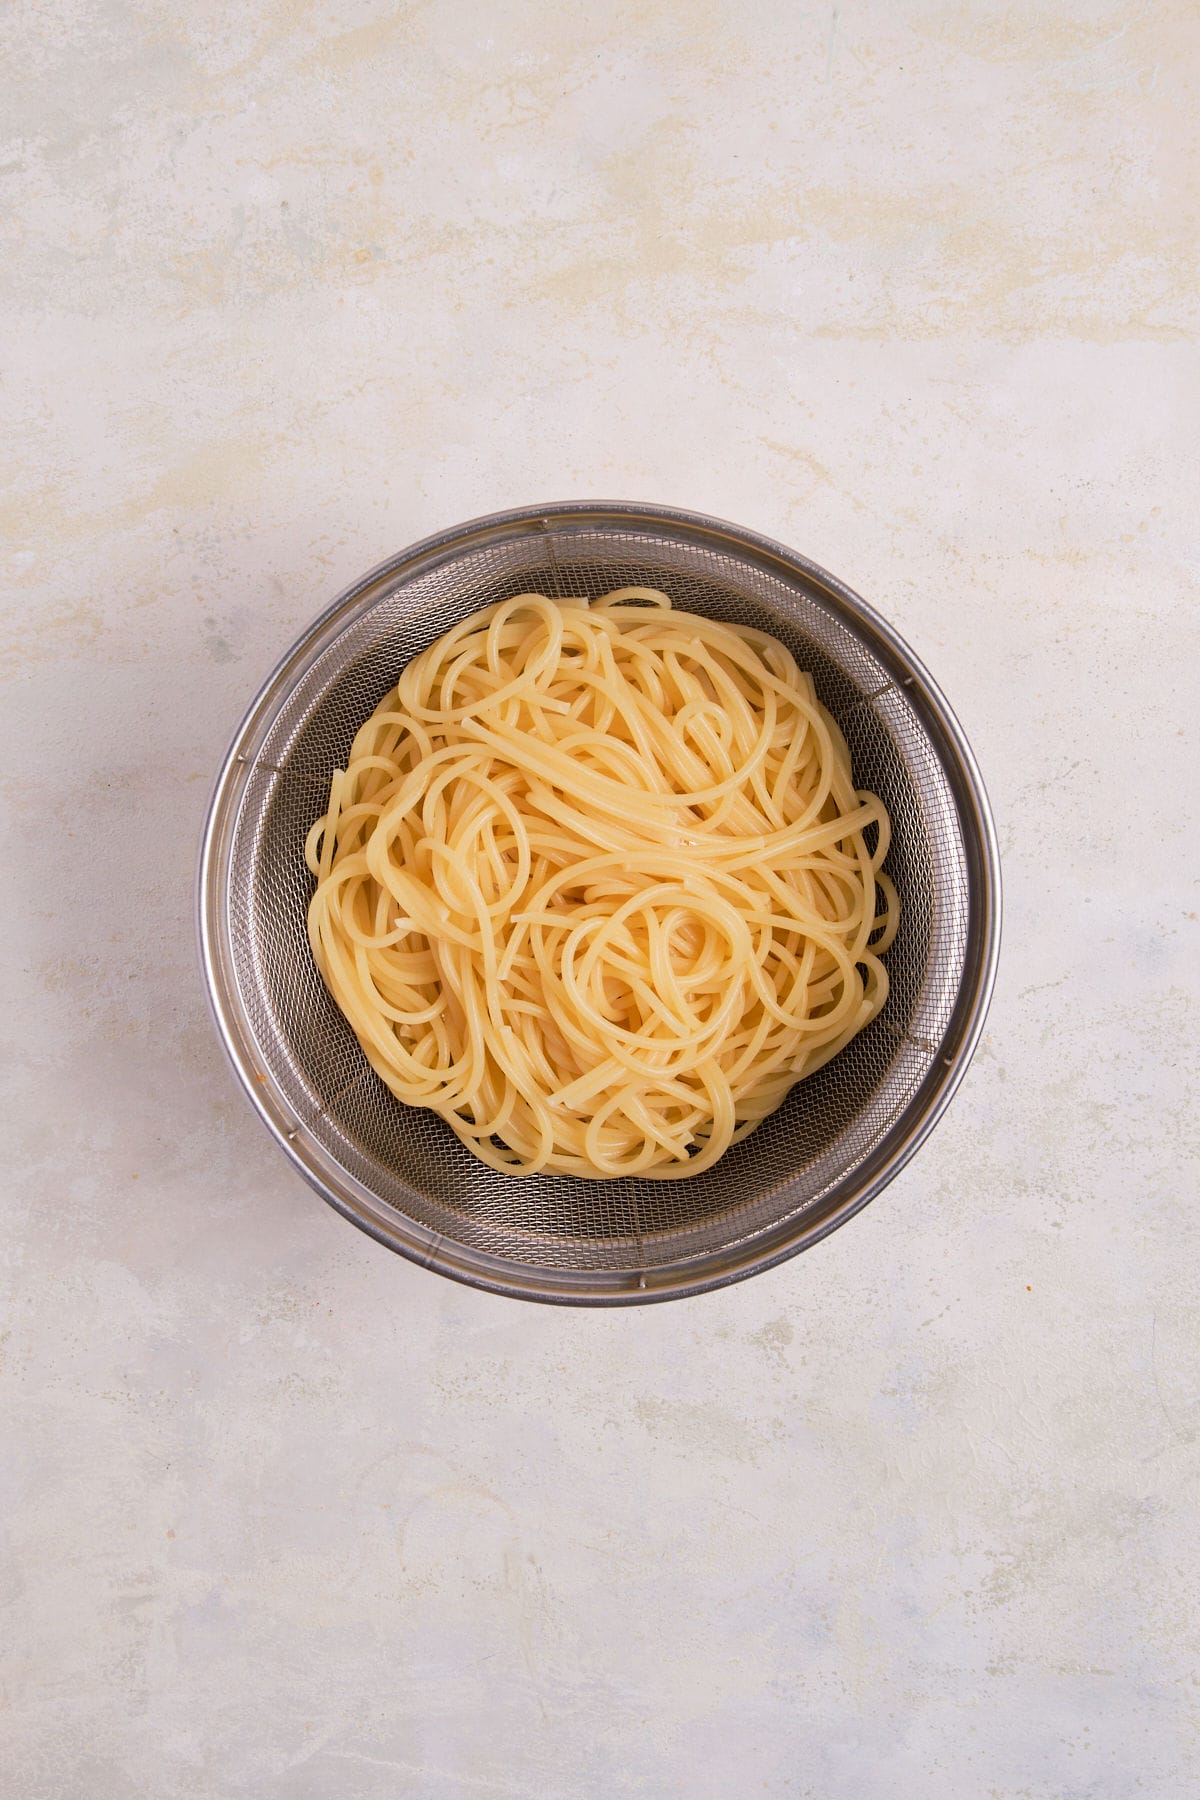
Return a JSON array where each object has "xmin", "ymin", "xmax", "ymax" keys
[{"xmin": 3, "ymin": 3, "xmax": 1199, "ymax": 1795}]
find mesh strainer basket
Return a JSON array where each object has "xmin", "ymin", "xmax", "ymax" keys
[{"xmin": 198, "ymin": 502, "xmax": 1000, "ymax": 1304}]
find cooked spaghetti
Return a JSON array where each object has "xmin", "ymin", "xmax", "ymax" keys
[{"xmin": 305, "ymin": 587, "xmax": 897, "ymax": 1179}]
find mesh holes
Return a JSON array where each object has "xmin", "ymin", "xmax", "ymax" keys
[{"xmin": 226, "ymin": 523, "xmax": 970, "ymax": 1275}]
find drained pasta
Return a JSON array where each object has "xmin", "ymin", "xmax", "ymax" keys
[{"xmin": 305, "ymin": 587, "xmax": 897, "ymax": 1179}]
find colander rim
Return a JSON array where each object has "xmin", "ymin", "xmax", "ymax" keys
[{"xmin": 197, "ymin": 499, "xmax": 1002, "ymax": 1305}]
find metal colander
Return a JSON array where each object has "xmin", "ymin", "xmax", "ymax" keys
[{"xmin": 198, "ymin": 502, "xmax": 1000, "ymax": 1304}]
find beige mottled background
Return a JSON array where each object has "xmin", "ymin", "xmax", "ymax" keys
[{"xmin": 3, "ymin": 2, "xmax": 1199, "ymax": 1796}]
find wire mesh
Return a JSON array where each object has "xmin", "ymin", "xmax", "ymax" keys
[{"xmin": 210, "ymin": 513, "xmax": 983, "ymax": 1294}]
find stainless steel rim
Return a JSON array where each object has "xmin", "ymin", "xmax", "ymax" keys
[{"xmin": 197, "ymin": 500, "xmax": 1002, "ymax": 1304}]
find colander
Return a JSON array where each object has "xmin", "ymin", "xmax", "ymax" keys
[{"xmin": 198, "ymin": 502, "xmax": 1000, "ymax": 1304}]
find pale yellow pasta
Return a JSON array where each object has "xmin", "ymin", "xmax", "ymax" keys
[{"xmin": 305, "ymin": 588, "xmax": 898, "ymax": 1179}]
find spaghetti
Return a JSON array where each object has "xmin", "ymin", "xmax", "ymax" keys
[{"xmin": 305, "ymin": 588, "xmax": 897, "ymax": 1179}]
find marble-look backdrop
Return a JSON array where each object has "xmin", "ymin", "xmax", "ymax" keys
[{"xmin": 3, "ymin": 3, "xmax": 1197, "ymax": 1795}]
